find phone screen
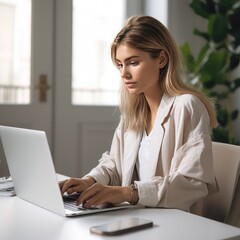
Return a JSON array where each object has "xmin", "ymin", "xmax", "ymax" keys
[{"xmin": 90, "ymin": 217, "xmax": 153, "ymax": 235}]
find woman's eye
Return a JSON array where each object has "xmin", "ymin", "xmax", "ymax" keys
[
  {"xmin": 130, "ymin": 61, "xmax": 138, "ymax": 66},
  {"xmin": 116, "ymin": 63, "xmax": 123, "ymax": 68}
]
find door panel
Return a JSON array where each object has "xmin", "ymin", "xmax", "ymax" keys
[
  {"xmin": 54, "ymin": 0, "xmax": 120, "ymax": 177},
  {"xmin": 0, "ymin": 0, "xmax": 54, "ymax": 176}
]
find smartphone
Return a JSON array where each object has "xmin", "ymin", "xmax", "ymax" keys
[{"xmin": 90, "ymin": 217, "xmax": 153, "ymax": 235}]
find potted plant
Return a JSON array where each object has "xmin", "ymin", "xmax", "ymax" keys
[{"xmin": 181, "ymin": 0, "xmax": 240, "ymax": 144}]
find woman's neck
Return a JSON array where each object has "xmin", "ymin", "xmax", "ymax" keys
[{"xmin": 145, "ymin": 92, "xmax": 163, "ymax": 135}]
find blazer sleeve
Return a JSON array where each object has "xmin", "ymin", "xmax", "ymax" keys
[
  {"xmin": 84, "ymin": 120, "xmax": 123, "ymax": 186},
  {"xmin": 135, "ymin": 135, "xmax": 212, "ymax": 210}
]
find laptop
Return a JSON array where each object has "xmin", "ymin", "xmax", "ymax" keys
[{"xmin": 0, "ymin": 125, "xmax": 137, "ymax": 217}]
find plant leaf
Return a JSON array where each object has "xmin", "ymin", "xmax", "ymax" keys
[
  {"xmin": 232, "ymin": 110, "xmax": 239, "ymax": 120},
  {"xmin": 203, "ymin": 49, "xmax": 228, "ymax": 75},
  {"xmin": 229, "ymin": 7, "xmax": 240, "ymax": 31},
  {"xmin": 180, "ymin": 43, "xmax": 196, "ymax": 72},
  {"xmin": 231, "ymin": 78, "xmax": 240, "ymax": 92},
  {"xmin": 193, "ymin": 28, "xmax": 210, "ymax": 41},
  {"xmin": 229, "ymin": 54, "xmax": 240, "ymax": 70},
  {"xmin": 212, "ymin": 128, "xmax": 229, "ymax": 143},
  {"xmin": 190, "ymin": 0, "xmax": 211, "ymax": 18},
  {"xmin": 217, "ymin": 108, "xmax": 228, "ymax": 127},
  {"xmin": 208, "ymin": 14, "xmax": 228, "ymax": 43}
]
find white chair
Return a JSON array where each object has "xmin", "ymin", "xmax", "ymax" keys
[
  {"xmin": 203, "ymin": 142, "xmax": 240, "ymax": 225},
  {"xmin": 225, "ymin": 176, "xmax": 240, "ymax": 227}
]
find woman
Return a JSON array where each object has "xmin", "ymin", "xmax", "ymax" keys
[{"xmin": 60, "ymin": 15, "xmax": 218, "ymax": 215}]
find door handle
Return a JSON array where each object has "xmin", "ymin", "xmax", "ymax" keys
[{"xmin": 36, "ymin": 74, "xmax": 50, "ymax": 102}]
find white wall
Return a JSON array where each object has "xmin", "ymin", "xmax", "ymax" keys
[
  {"xmin": 143, "ymin": 0, "xmax": 168, "ymax": 27},
  {"xmin": 168, "ymin": 0, "xmax": 207, "ymax": 52}
]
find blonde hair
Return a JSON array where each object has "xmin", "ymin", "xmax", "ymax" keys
[{"xmin": 111, "ymin": 16, "xmax": 218, "ymax": 132}]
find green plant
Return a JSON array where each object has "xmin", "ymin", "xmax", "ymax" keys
[{"xmin": 181, "ymin": 0, "xmax": 240, "ymax": 144}]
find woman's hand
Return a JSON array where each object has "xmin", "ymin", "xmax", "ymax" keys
[
  {"xmin": 76, "ymin": 183, "xmax": 132, "ymax": 208},
  {"xmin": 59, "ymin": 176, "xmax": 95, "ymax": 195}
]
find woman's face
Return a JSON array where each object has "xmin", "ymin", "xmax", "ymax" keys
[{"xmin": 115, "ymin": 44, "xmax": 165, "ymax": 96}]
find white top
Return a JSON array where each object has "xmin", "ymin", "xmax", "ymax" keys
[
  {"xmin": 136, "ymin": 131, "xmax": 160, "ymax": 181},
  {"xmin": 137, "ymin": 130, "xmax": 154, "ymax": 181},
  {"xmin": 137, "ymin": 101, "xmax": 163, "ymax": 181}
]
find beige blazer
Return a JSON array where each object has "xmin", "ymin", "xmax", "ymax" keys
[{"xmin": 87, "ymin": 94, "xmax": 218, "ymax": 214}]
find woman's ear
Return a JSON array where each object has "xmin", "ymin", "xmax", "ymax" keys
[{"xmin": 158, "ymin": 50, "xmax": 168, "ymax": 69}]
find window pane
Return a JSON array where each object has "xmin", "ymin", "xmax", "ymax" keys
[
  {"xmin": 72, "ymin": 0, "xmax": 125, "ymax": 105},
  {"xmin": 0, "ymin": 0, "xmax": 31, "ymax": 104}
]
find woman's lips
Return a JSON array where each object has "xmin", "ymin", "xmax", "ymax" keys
[{"xmin": 125, "ymin": 82, "xmax": 137, "ymax": 88}]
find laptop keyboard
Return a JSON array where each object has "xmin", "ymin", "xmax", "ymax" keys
[
  {"xmin": 63, "ymin": 193, "xmax": 86, "ymax": 212},
  {"xmin": 63, "ymin": 192, "xmax": 121, "ymax": 212},
  {"xmin": 64, "ymin": 201, "xmax": 84, "ymax": 212},
  {"xmin": 63, "ymin": 193, "xmax": 101, "ymax": 212}
]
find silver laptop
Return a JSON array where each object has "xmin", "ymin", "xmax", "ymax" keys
[{"xmin": 0, "ymin": 125, "xmax": 136, "ymax": 217}]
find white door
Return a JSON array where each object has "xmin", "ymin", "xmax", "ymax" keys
[
  {"xmin": 53, "ymin": 0, "xmax": 145, "ymax": 177},
  {"xmin": 53, "ymin": 0, "xmax": 124, "ymax": 177},
  {"xmin": 0, "ymin": 0, "xmax": 54, "ymax": 176},
  {"xmin": 0, "ymin": 0, "xmax": 143, "ymax": 178}
]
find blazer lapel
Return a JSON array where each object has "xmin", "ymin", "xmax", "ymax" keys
[
  {"xmin": 121, "ymin": 94, "xmax": 176, "ymax": 185},
  {"xmin": 147, "ymin": 94, "xmax": 176, "ymax": 177}
]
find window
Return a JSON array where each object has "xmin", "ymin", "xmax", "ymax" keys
[
  {"xmin": 72, "ymin": 0, "xmax": 125, "ymax": 105},
  {"xmin": 0, "ymin": 0, "xmax": 31, "ymax": 104}
]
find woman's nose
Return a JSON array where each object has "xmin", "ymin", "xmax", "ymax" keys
[{"xmin": 121, "ymin": 67, "xmax": 131, "ymax": 79}]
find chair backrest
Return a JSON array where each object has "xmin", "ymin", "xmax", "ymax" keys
[
  {"xmin": 225, "ymin": 176, "xmax": 240, "ymax": 227},
  {"xmin": 203, "ymin": 142, "xmax": 240, "ymax": 222}
]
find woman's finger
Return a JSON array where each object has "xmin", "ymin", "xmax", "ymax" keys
[
  {"xmin": 60, "ymin": 178, "xmax": 79, "ymax": 194},
  {"xmin": 82, "ymin": 190, "xmax": 106, "ymax": 208},
  {"xmin": 58, "ymin": 179, "xmax": 68, "ymax": 189},
  {"xmin": 76, "ymin": 183, "xmax": 102, "ymax": 206}
]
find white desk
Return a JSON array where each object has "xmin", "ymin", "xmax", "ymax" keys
[{"xmin": 1, "ymin": 196, "xmax": 240, "ymax": 240}]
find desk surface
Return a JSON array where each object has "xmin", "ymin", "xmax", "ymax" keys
[{"xmin": 1, "ymin": 196, "xmax": 240, "ymax": 240}]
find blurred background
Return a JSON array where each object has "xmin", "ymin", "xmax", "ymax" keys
[{"xmin": 0, "ymin": 0, "xmax": 239, "ymax": 177}]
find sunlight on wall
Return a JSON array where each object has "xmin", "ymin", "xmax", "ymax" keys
[
  {"xmin": 0, "ymin": 0, "xmax": 31, "ymax": 104},
  {"xmin": 72, "ymin": 0, "xmax": 125, "ymax": 105}
]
